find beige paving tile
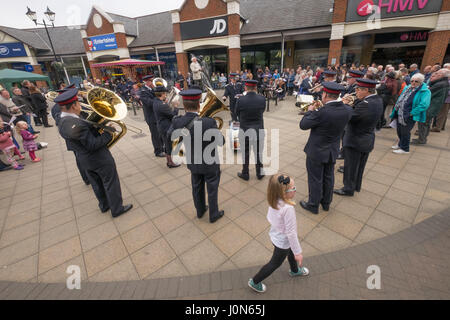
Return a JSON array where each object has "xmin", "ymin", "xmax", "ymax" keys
[
  {"xmin": 142, "ymin": 196, "xmax": 176, "ymax": 219},
  {"xmin": 235, "ymin": 187, "xmax": 266, "ymax": 208},
  {"xmin": 210, "ymin": 222, "xmax": 252, "ymax": 257},
  {"xmin": 354, "ymin": 225, "xmax": 387, "ymax": 244},
  {"xmin": 384, "ymin": 187, "xmax": 423, "ymax": 208},
  {"xmin": 0, "ymin": 220, "xmax": 40, "ymax": 249},
  {"xmin": 130, "ymin": 237, "xmax": 176, "ymax": 279},
  {"xmin": 153, "ymin": 208, "xmax": 188, "ymax": 235},
  {"xmin": 8, "ymin": 198, "xmax": 40, "ymax": 216},
  {"xmin": 73, "ymin": 198, "xmax": 100, "ymax": 218},
  {"xmin": 300, "ymin": 240, "xmax": 321, "ymax": 257},
  {"xmin": 41, "ymin": 189, "xmax": 69, "ymax": 206},
  {"xmin": 419, "ymin": 198, "xmax": 448, "ymax": 215},
  {"xmin": 191, "ymin": 213, "xmax": 232, "ymax": 236},
  {"xmin": 147, "ymin": 258, "xmax": 190, "ymax": 279},
  {"xmin": 125, "ymin": 179, "xmax": 154, "ymax": 195},
  {"xmin": 158, "ymin": 179, "xmax": 186, "ymax": 194},
  {"xmin": 40, "ymin": 208, "xmax": 75, "ymax": 233},
  {"xmin": 80, "ymin": 221, "xmax": 119, "ymax": 252},
  {"xmin": 365, "ymin": 170, "xmax": 397, "ymax": 186},
  {"xmin": 220, "ymin": 197, "xmax": 251, "ymax": 220},
  {"xmin": 165, "ymin": 222, "xmax": 206, "ymax": 255},
  {"xmin": 424, "ymin": 188, "xmax": 450, "ymax": 204},
  {"xmin": 84, "ymin": 237, "xmax": 128, "ymax": 277},
  {"xmin": 167, "ymin": 188, "xmax": 193, "ymax": 206},
  {"xmin": 230, "ymin": 239, "xmax": 272, "ymax": 269},
  {"xmin": 76, "ymin": 210, "xmax": 111, "ymax": 233},
  {"xmin": 304, "ymin": 225, "xmax": 352, "ymax": 253},
  {"xmin": 113, "ymin": 207, "xmax": 148, "ymax": 234},
  {"xmin": 89, "ymin": 257, "xmax": 140, "ymax": 282},
  {"xmin": 351, "ymin": 191, "xmax": 383, "ymax": 208},
  {"xmin": 3, "ymin": 209, "xmax": 40, "ymax": 231},
  {"xmin": 361, "ymin": 179, "xmax": 390, "ymax": 197},
  {"xmin": 221, "ymin": 178, "xmax": 252, "ymax": 195},
  {"xmin": 335, "ymin": 198, "xmax": 374, "ymax": 223},
  {"xmin": 11, "ymin": 188, "xmax": 42, "ymax": 203},
  {"xmin": 38, "ymin": 255, "xmax": 87, "ymax": 283},
  {"xmin": 234, "ymin": 209, "xmax": 270, "ymax": 237},
  {"xmin": 216, "ymin": 259, "xmax": 237, "ymax": 272},
  {"xmin": 296, "ymin": 213, "xmax": 319, "ymax": 239},
  {"xmin": 134, "ymin": 187, "xmax": 165, "ymax": 206},
  {"xmin": 321, "ymin": 211, "xmax": 364, "ymax": 240},
  {"xmin": 391, "ymin": 178, "xmax": 427, "ymax": 197},
  {"xmin": 428, "ymin": 178, "xmax": 450, "ymax": 194},
  {"xmin": 414, "ymin": 211, "xmax": 435, "ymax": 224},
  {"xmin": 366, "ymin": 210, "xmax": 411, "ymax": 234},
  {"xmin": 39, "ymin": 220, "xmax": 78, "ymax": 250},
  {"xmin": 180, "ymin": 239, "xmax": 228, "ymax": 274},
  {"xmin": 0, "ymin": 254, "xmax": 38, "ymax": 282},
  {"xmin": 41, "ymin": 198, "xmax": 73, "ymax": 217},
  {"xmin": 38, "ymin": 236, "xmax": 82, "ymax": 274},
  {"xmin": 397, "ymin": 171, "xmax": 430, "ymax": 185},
  {"xmin": 403, "ymin": 164, "xmax": 433, "ymax": 177},
  {"xmin": 121, "ymin": 220, "xmax": 161, "ymax": 254},
  {"xmin": 377, "ymin": 198, "xmax": 418, "ymax": 223}
]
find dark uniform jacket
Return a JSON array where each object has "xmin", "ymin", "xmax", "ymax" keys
[
  {"xmin": 139, "ymin": 86, "xmax": 157, "ymax": 123},
  {"xmin": 235, "ymin": 91, "xmax": 265, "ymax": 130},
  {"xmin": 170, "ymin": 112, "xmax": 224, "ymax": 174},
  {"xmin": 153, "ymin": 98, "xmax": 179, "ymax": 135},
  {"xmin": 58, "ymin": 115, "xmax": 113, "ymax": 169},
  {"xmin": 223, "ymin": 82, "xmax": 244, "ymax": 109},
  {"xmin": 300, "ymin": 101, "xmax": 352, "ymax": 163},
  {"xmin": 341, "ymin": 82, "xmax": 357, "ymax": 97},
  {"xmin": 343, "ymin": 94, "xmax": 383, "ymax": 153}
]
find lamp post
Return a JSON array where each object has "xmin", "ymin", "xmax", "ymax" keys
[{"xmin": 26, "ymin": 6, "xmax": 61, "ymax": 86}]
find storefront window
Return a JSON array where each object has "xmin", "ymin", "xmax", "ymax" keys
[
  {"xmin": 269, "ymin": 50, "xmax": 282, "ymax": 72},
  {"xmin": 340, "ymin": 47, "xmax": 362, "ymax": 66},
  {"xmin": 294, "ymin": 49, "xmax": 328, "ymax": 69},
  {"xmin": 62, "ymin": 56, "xmax": 87, "ymax": 86},
  {"xmin": 241, "ymin": 51, "xmax": 255, "ymax": 72}
]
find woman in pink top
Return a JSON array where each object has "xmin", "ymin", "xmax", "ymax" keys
[{"xmin": 248, "ymin": 174, "xmax": 309, "ymax": 293}]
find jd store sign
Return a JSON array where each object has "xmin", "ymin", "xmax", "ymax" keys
[
  {"xmin": 346, "ymin": 0, "xmax": 443, "ymax": 22},
  {"xmin": 180, "ymin": 16, "xmax": 228, "ymax": 40}
]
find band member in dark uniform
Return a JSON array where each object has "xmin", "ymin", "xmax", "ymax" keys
[
  {"xmin": 299, "ymin": 82, "xmax": 352, "ymax": 214},
  {"xmin": 55, "ymin": 88, "xmax": 133, "ymax": 218},
  {"xmin": 153, "ymin": 84, "xmax": 180, "ymax": 168},
  {"xmin": 223, "ymin": 73, "xmax": 244, "ymax": 122},
  {"xmin": 140, "ymin": 74, "xmax": 165, "ymax": 157},
  {"xmin": 170, "ymin": 89, "xmax": 224, "ymax": 223},
  {"xmin": 51, "ymin": 84, "xmax": 90, "ymax": 185},
  {"xmin": 235, "ymin": 79, "xmax": 266, "ymax": 181},
  {"xmin": 334, "ymin": 78, "xmax": 383, "ymax": 196}
]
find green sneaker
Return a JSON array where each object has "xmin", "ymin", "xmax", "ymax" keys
[
  {"xmin": 248, "ymin": 279, "xmax": 266, "ymax": 293},
  {"xmin": 289, "ymin": 266, "xmax": 309, "ymax": 277}
]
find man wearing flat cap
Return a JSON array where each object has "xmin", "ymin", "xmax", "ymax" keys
[
  {"xmin": 223, "ymin": 73, "xmax": 244, "ymax": 122},
  {"xmin": 334, "ymin": 78, "xmax": 383, "ymax": 197},
  {"xmin": 55, "ymin": 88, "xmax": 133, "ymax": 218},
  {"xmin": 140, "ymin": 74, "xmax": 165, "ymax": 157},
  {"xmin": 169, "ymin": 89, "xmax": 225, "ymax": 224},
  {"xmin": 235, "ymin": 79, "xmax": 266, "ymax": 181},
  {"xmin": 299, "ymin": 82, "xmax": 352, "ymax": 214}
]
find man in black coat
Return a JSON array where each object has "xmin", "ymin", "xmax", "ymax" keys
[
  {"xmin": 299, "ymin": 82, "xmax": 352, "ymax": 214},
  {"xmin": 21, "ymin": 80, "xmax": 41, "ymax": 126},
  {"xmin": 223, "ymin": 73, "xmax": 244, "ymax": 122},
  {"xmin": 235, "ymin": 80, "xmax": 266, "ymax": 181},
  {"xmin": 169, "ymin": 89, "xmax": 225, "ymax": 223},
  {"xmin": 140, "ymin": 74, "xmax": 165, "ymax": 157},
  {"xmin": 55, "ymin": 88, "xmax": 133, "ymax": 218},
  {"xmin": 334, "ymin": 79, "xmax": 383, "ymax": 196}
]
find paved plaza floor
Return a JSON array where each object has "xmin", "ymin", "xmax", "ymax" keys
[{"xmin": 0, "ymin": 93, "xmax": 449, "ymax": 299}]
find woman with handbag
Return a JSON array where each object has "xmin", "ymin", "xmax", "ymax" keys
[{"xmin": 29, "ymin": 85, "xmax": 52, "ymax": 128}]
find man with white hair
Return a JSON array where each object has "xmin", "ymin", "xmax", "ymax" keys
[
  {"xmin": 412, "ymin": 69, "xmax": 449, "ymax": 144},
  {"xmin": 433, "ymin": 68, "xmax": 450, "ymax": 132},
  {"xmin": 405, "ymin": 64, "xmax": 419, "ymax": 85}
]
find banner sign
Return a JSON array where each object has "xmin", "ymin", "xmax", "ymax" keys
[
  {"xmin": 346, "ymin": 0, "xmax": 443, "ymax": 22},
  {"xmin": 180, "ymin": 16, "xmax": 228, "ymax": 40},
  {"xmin": 0, "ymin": 42, "xmax": 27, "ymax": 58},
  {"xmin": 375, "ymin": 30, "xmax": 429, "ymax": 44},
  {"xmin": 86, "ymin": 33, "xmax": 118, "ymax": 52}
]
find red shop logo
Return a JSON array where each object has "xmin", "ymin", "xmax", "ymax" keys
[{"xmin": 357, "ymin": 0, "xmax": 430, "ymax": 17}]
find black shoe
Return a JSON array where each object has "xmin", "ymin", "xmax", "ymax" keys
[
  {"xmin": 156, "ymin": 152, "xmax": 166, "ymax": 158},
  {"xmin": 44, "ymin": 125, "xmax": 53, "ymax": 127},
  {"xmin": 321, "ymin": 203, "xmax": 330, "ymax": 211},
  {"xmin": 333, "ymin": 188, "xmax": 354, "ymax": 196},
  {"xmin": 112, "ymin": 204, "xmax": 133, "ymax": 218},
  {"xmin": 238, "ymin": 172, "xmax": 249, "ymax": 181},
  {"xmin": 0, "ymin": 166, "xmax": 13, "ymax": 172},
  {"xmin": 198, "ymin": 205, "xmax": 209, "ymax": 219},
  {"xmin": 382, "ymin": 125, "xmax": 391, "ymax": 129},
  {"xmin": 256, "ymin": 174, "xmax": 265, "ymax": 180},
  {"xmin": 300, "ymin": 201, "xmax": 318, "ymax": 214},
  {"xmin": 101, "ymin": 207, "xmax": 110, "ymax": 213},
  {"xmin": 84, "ymin": 181, "xmax": 91, "ymax": 186},
  {"xmin": 337, "ymin": 167, "xmax": 344, "ymax": 173},
  {"xmin": 210, "ymin": 210, "xmax": 224, "ymax": 223},
  {"xmin": 167, "ymin": 162, "xmax": 181, "ymax": 168}
]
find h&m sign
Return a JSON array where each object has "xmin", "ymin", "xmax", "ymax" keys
[
  {"xmin": 180, "ymin": 16, "xmax": 228, "ymax": 40},
  {"xmin": 346, "ymin": 0, "xmax": 443, "ymax": 22}
]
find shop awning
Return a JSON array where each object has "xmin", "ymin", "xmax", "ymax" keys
[{"xmin": 91, "ymin": 58, "xmax": 165, "ymax": 68}]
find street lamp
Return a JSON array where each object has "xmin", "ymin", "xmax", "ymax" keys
[{"xmin": 26, "ymin": 6, "xmax": 60, "ymax": 85}]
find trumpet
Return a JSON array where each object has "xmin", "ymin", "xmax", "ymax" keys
[
  {"xmin": 309, "ymin": 83, "xmax": 323, "ymax": 94},
  {"xmin": 341, "ymin": 92, "xmax": 357, "ymax": 106}
]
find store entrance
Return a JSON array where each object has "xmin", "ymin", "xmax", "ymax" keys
[
  {"xmin": 187, "ymin": 47, "xmax": 228, "ymax": 77},
  {"xmin": 372, "ymin": 46, "xmax": 426, "ymax": 67}
]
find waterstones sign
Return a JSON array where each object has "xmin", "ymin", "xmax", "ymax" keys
[
  {"xmin": 86, "ymin": 33, "xmax": 118, "ymax": 52},
  {"xmin": 346, "ymin": 0, "xmax": 443, "ymax": 22}
]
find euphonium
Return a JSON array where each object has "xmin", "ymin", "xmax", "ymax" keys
[
  {"xmin": 86, "ymin": 87, "xmax": 128, "ymax": 149},
  {"xmin": 45, "ymin": 91, "xmax": 59, "ymax": 102}
]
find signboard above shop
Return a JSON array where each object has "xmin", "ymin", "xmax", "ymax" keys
[
  {"xmin": 86, "ymin": 33, "xmax": 118, "ymax": 52},
  {"xmin": 346, "ymin": 0, "xmax": 443, "ymax": 22},
  {"xmin": 375, "ymin": 30, "xmax": 429, "ymax": 44},
  {"xmin": 180, "ymin": 16, "xmax": 228, "ymax": 40},
  {"xmin": 0, "ymin": 43, "xmax": 27, "ymax": 58}
]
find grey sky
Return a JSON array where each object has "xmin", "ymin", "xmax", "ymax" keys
[{"xmin": 2, "ymin": 0, "xmax": 185, "ymax": 29}]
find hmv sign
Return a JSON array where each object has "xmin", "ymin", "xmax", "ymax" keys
[
  {"xmin": 180, "ymin": 16, "xmax": 228, "ymax": 40},
  {"xmin": 346, "ymin": 0, "xmax": 443, "ymax": 22}
]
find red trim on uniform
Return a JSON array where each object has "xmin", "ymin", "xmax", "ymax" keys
[
  {"xmin": 58, "ymin": 96, "xmax": 79, "ymax": 105},
  {"xmin": 323, "ymin": 87, "xmax": 340, "ymax": 94},
  {"xmin": 349, "ymin": 72, "xmax": 363, "ymax": 78},
  {"xmin": 356, "ymin": 81, "xmax": 375, "ymax": 88},
  {"xmin": 182, "ymin": 95, "xmax": 202, "ymax": 100},
  {"xmin": 245, "ymin": 82, "xmax": 257, "ymax": 87}
]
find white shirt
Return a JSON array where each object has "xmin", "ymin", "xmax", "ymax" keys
[{"xmin": 60, "ymin": 112, "xmax": 79, "ymax": 119}]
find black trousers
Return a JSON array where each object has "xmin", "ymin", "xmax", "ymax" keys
[
  {"xmin": 343, "ymin": 147, "xmax": 369, "ymax": 194},
  {"xmin": 306, "ymin": 156, "xmax": 334, "ymax": 208},
  {"xmin": 241, "ymin": 134, "xmax": 263, "ymax": 176},
  {"xmin": 418, "ymin": 115, "xmax": 432, "ymax": 143},
  {"xmin": 36, "ymin": 109, "xmax": 49, "ymax": 126},
  {"xmin": 147, "ymin": 121, "xmax": 164, "ymax": 155},
  {"xmin": 230, "ymin": 105, "xmax": 238, "ymax": 122},
  {"xmin": 74, "ymin": 152, "xmax": 89, "ymax": 184},
  {"xmin": 85, "ymin": 164, "xmax": 124, "ymax": 216},
  {"xmin": 253, "ymin": 244, "xmax": 299, "ymax": 284},
  {"xmin": 191, "ymin": 169, "xmax": 221, "ymax": 221}
]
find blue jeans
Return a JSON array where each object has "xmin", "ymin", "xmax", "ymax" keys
[
  {"xmin": 24, "ymin": 114, "xmax": 36, "ymax": 134},
  {"xmin": 396, "ymin": 117, "xmax": 415, "ymax": 152}
]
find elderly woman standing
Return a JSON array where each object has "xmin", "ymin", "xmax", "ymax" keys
[{"xmin": 390, "ymin": 73, "xmax": 431, "ymax": 154}]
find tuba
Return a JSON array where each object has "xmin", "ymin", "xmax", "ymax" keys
[
  {"xmin": 85, "ymin": 87, "xmax": 128, "ymax": 149},
  {"xmin": 45, "ymin": 91, "xmax": 59, "ymax": 102}
]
